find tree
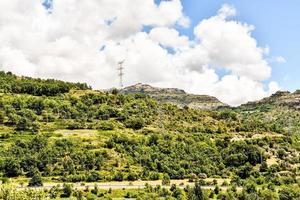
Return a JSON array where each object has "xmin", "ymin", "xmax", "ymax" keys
[
  {"xmin": 260, "ymin": 161, "xmax": 268, "ymax": 172},
  {"xmin": 260, "ymin": 189, "xmax": 279, "ymax": 200},
  {"xmin": 61, "ymin": 183, "xmax": 73, "ymax": 198},
  {"xmin": 113, "ymin": 172, "xmax": 124, "ymax": 181},
  {"xmin": 214, "ymin": 185, "xmax": 220, "ymax": 195},
  {"xmin": 3, "ymin": 158, "xmax": 21, "ymax": 177},
  {"xmin": 194, "ymin": 181, "xmax": 204, "ymax": 200},
  {"xmin": 245, "ymin": 181, "xmax": 257, "ymax": 194},
  {"xmin": 127, "ymin": 171, "xmax": 138, "ymax": 181},
  {"xmin": 279, "ymin": 187, "xmax": 300, "ymax": 200},
  {"xmin": 237, "ymin": 163, "xmax": 253, "ymax": 179},
  {"xmin": 111, "ymin": 88, "xmax": 119, "ymax": 95},
  {"xmin": 172, "ymin": 186, "xmax": 185, "ymax": 200},
  {"xmin": 28, "ymin": 172, "xmax": 43, "ymax": 187},
  {"xmin": 86, "ymin": 171, "xmax": 101, "ymax": 182},
  {"xmin": 162, "ymin": 174, "xmax": 170, "ymax": 186},
  {"xmin": 125, "ymin": 117, "xmax": 145, "ymax": 130},
  {"xmin": 0, "ymin": 111, "xmax": 4, "ymax": 124}
]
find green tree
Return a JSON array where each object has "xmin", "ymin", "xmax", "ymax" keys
[
  {"xmin": 162, "ymin": 174, "xmax": 170, "ymax": 186},
  {"xmin": 279, "ymin": 187, "xmax": 300, "ymax": 200},
  {"xmin": 28, "ymin": 173, "xmax": 43, "ymax": 187},
  {"xmin": 194, "ymin": 181, "xmax": 204, "ymax": 200},
  {"xmin": 214, "ymin": 185, "xmax": 220, "ymax": 195},
  {"xmin": 260, "ymin": 161, "xmax": 268, "ymax": 172},
  {"xmin": 61, "ymin": 183, "xmax": 73, "ymax": 198},
  {"xmin": 3, "ymin": 158, "xmax": 21, "ymax": 177},
  {"xmin": 125, "ymin": 117, "xmax": 145, "ymax": 130},
  {"xmin": 0, "ymin": 111, "xmax": 4, "ymax": 124}
]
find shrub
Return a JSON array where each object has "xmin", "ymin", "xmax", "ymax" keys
[
  {"xmin": 61, "ymin": 183, "xmax": 73, "ymax": 198},
  {"xmin": 162, "ymin": 174, "xmax": 170, "ymax": 186},
  {"xmin": 28, "ymin": 173, "xmax": 43, "ymax": 187},
  {"xmin": 113, "ymin": 172, "xmax": 124, "ymax": 181},
  {"xmin": 127, "ymin": 172, "xmax": 138, "ymax": 181},
  {"xmin": 97, "ymin": 121, "xmax": 115, "ymax": 130},
  {"xmin": 125, "ymin": 117, "xmax": 145, "ymax": 130}
]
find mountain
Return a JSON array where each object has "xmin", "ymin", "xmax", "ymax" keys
[
  {"xmin": 1, "ymin": 71, "xmax": 300, "ymax": 198},
  {"xmin": 241, "ymin": 90, "xmax": 300, "ymax": 110},
  {"xmin": 120, "ymin": 83, "xmax": 228, "ymax": 110}
]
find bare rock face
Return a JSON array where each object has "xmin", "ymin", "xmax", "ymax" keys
[
  {"xmin": 241, "ymin": 90, "xmax": 300, "ymax": 110},
  {"xmin": 121, "ymin": 83, "xmax": 228, "ymax": 110}
]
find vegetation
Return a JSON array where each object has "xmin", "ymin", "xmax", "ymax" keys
[
  {"xmin": 0, "ymin": 71, "xmax": 300, "ymax": 199},
  {"xmin": 0, "ymin": 71, "xmax": 89, "ymax": 96}
]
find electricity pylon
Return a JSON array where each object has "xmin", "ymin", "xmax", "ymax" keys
[{"xmin": 117, "ymin": 60, "xmax": 125, "ymax": 88}]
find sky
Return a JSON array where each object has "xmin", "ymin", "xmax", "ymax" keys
[
  {"xmin": 0, "ymin": 0, "xmax": 298, "ymax": 106},
  {"xmin": 180, "ymin": 0, "xmax": 300, "ymax": 92}
]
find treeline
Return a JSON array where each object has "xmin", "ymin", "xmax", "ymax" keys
[
  {"xmin": 1, "ymin": 181, "xmax": 300, "ymax": 200},
  {"xmin": 0, "ymin": 91, "xmax": 285, "ymax": 134},
  {"xmin": 0, "ymin": 92, "xmax": 157, "ymax": 132},
  {"xmin": 0, "ymin": 135, "xmax": 104, "ymax": 180},
  {"xmin": 0, "ymin": 71, "xmax": 90, "ymax": 96},
  {"xmin": 0, "ymin": 89, "xmax": 294, "ymax": 181}
]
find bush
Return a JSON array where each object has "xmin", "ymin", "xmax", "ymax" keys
[
  {"xmin": 66, "ymin": 121, "xmax": 85, "ymax": 129},
  {"xmin": 28, "ymin": 173, "xmax": 43, "ymax": 187},
  {"xmin": 3, "ymin": 158, "xmax": 22, "ymax": 177},
  {"xmin": 0, "ymin": 112, "xmax": 4, "ymax": 124},
  {"xmin": 279, "ymin": 187, "xmax": 300, "ymax": 200},
  {"xmin": 61, "ymin": 183, "xmax": 73, "ymax": 198},
  {"xmin": 162, "ymin": 174, "xmax": 170, "ymax": 186},
  {"xmin": 97, "ymin": 121, "xmax": 115, "ymax": 130},
  {"xmin": 125, "ymin": 117, "xmax": 145, "ymax": 130},
  {"xmin": 86, "ymin": 171, "xmax": 102, "ymax": 182},
  {"xmin": 113, "ymin": 172, "xmax": 124, "ymax": 181},
  {"xmin": 127, "ymin": 172, "xmax": 138, "ymax": 181}
]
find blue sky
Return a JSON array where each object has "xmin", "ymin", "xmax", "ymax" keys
[
  {"xmin": 176, "ymin": 0, "xmax": 300, "ymax": 92},
  {"xmin": 41, "ymin": 0, "xmax": 300, "ymax": 93},
  {"xmin": 2, "ymin": 0, "xmax": 298, "ymax": 105}
]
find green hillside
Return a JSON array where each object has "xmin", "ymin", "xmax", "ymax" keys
[{"xmin": 0, "ymin": 71, "xmax": 300, "ymax": 199}]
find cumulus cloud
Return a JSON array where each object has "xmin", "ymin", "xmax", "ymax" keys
[
  {"xmin": 194, "ymin": 9, "xmax": 270, "ymax": 81},
  {"xmin": 149, "ymin": 27, "xmax": 190, "ymax": 50},
  {"xmin": 0, "ymin": 1, "xmax": 280, "ymax": 106}
]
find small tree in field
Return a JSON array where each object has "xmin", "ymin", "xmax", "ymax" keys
[
  {"xmin": 162, "ymin": 174, "xmax": 170, "ymax": 186},
  {"xmin": 28, "ymin": 172, "xmax": 43, "ymax": 187},
  {"xmin": 194, "ymin": 181, "xmax": 204, "ymax": 200}
]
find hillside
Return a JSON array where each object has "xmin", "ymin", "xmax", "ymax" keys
[
  {"xmin": 0, "ymin": 71, "xmax": 90, "ymax": 96},
  {"xmin": 0, "ymin": 72, "xmax": 300, "ymax": 199},
  {"xmin": 241, "ymin": 90, "xmax": 300, "ymax": 110},
  {"xmin": 121, "ymin": 83, "xmax": 228, "ymax": 110}
]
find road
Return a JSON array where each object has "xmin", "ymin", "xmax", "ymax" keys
[{"xmin": 16, "ymin": 179, "xmax": 242, "ymax": 191}]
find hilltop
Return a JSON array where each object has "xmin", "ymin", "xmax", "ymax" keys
[
  {"xmin": 0, "ymin": 71, "xmax": 300, "ymax": 199},
  {"xmin": 241, "ymin": 90, "xmax": 300, "ymax": 110},
  {"xmin": 121, "ymin": 83, "xmax": 228, "ymax": 110}
]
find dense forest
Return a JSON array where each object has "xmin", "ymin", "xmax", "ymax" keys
[
  {"xmin": 0, "ymin": 71, "xmax": 300, "ymax": 199},
  {"xmin": 0, "ymin": 71, "xmax": 90, "ymax": 96}
]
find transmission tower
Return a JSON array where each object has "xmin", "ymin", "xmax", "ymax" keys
[{"xmin": 117, "ymin": 60, "xmax": 125, "ymax": 88}]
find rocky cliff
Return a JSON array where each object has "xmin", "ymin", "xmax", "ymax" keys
[{"xmin": 121, "ymin": 83, "xmax": 228, "ymax": 110}]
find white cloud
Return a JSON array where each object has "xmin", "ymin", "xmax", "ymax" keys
[
  {"xmin": 211, "ymin": 75, "xmax": 267, "ymax": 106},
  {"xmin": 0, "ymin": 1, "xmax": 280, "ymax": 106},
  {"xmin": 149, "ymin": 27, "xmax": 190, "ymax": 50},
  {"xmin": 268, "ymin": 81, "xmax": 281, "ymax": 94},
  {"xmin": 274, "ymin": 56, "xmax": 286, "ymax": 63},
  {"xmin": 194, "ymin": 8, "xmax": 270, "ymax": 81},
  {"xmin": 217, "ymin": 4, "xmax": 236, "ymax": 19}
]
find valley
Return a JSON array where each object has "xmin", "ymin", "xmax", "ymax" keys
[{"xmin": 0, "ymin": 71, "xmax": 300, "ymax": 199}]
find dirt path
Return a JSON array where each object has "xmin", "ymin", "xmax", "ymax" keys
[{"xmin": 17, "ymin": 179, "xmax": 241, "ymax": 191}]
